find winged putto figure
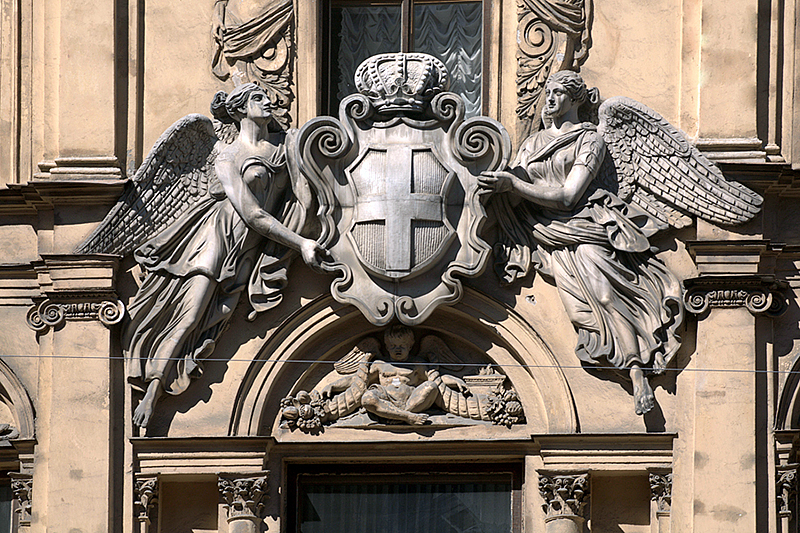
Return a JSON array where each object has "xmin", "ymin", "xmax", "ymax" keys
[
  {"xmin": 278, "ymin": 325, "xmax": 526, "ymax": 430},
  {"xmin": 478, "ymin": 70, "xmax": 763, "ymax": 415},
  {"xmin": 76, "ymin": 83, "xmax": 327, "ymax": 428}
]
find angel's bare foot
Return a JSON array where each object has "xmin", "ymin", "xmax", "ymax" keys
[
  {"xmin": 406, "ymin": 412, "xmax": 430, "ymax": 425},
  {"xmin": 133, "ymin": 379, "xmax": 163, "ymax": 428},
  {"xmin": 630, "ymin": 366, "xmax": 655, "ymax": 415}
]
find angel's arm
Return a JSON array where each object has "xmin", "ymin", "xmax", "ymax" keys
[
  {"xmin": 320, "ymin": 375, "xmax": 355, "ymax": 399},
  {"xmin": 439, "ymin": 374, "xmax": 470, "ymax": 395},
  {"xmin": 479, "ymin": 132, "xmax": 605, "ymax": 211},
  {"xmin": 215, "ymin": 154, "xmax": 327, "ymax": 268}
]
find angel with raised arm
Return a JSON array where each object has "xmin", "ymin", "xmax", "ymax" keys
[
  {"xmin": 478, "ymin": 70, "xmax": 762, "ymax": 415},
  {"xmin": 76, "ymin": 83, "xmax": 327, "ymax": 428}
]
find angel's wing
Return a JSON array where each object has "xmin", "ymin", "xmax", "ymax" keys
[
  {"xmin": 597, "ymin": 96, "xmax": 763, "ymax": 229},
  {"xmin": 418, "ymin": 335, "xmax": 464, "ymax": 371},
  {"xmin": 75, "ymin": 114, "xmax": 221, "ymax": 255},
  {"xmin": 333, "ymin": 337, "xmax": 381, "ymax": 375}
]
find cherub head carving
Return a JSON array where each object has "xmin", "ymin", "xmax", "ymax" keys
[{"xmin": 384, "ymin": 325, "xmax": 415, "ymax": 362}]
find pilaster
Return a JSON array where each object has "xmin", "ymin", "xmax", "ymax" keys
[{"xmin": 26, "ymin": 254, "xmax": 121, "ymax": 533}]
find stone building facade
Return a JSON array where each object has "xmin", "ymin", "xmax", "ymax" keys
[{"xmin": 0, "ymin": 0, "xmax": 799, "ymax": 532}]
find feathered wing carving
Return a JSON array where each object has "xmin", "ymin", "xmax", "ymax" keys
[
  {"xmin": 418, "ymin": 335, "xmax": 464, "ymax": 372},
  {"xmin": 597, "ymin": 96, "xmax": 763, "ymax": 229},
  {"xmin": 76, "ymin": 114, "xmax": 220, "ymax": 255},
  {"xmin": 332, "ymin": 337, "xmax": 381, "ymax": 375}
]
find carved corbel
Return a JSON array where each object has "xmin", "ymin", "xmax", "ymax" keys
[
  {"xmin": 538, "ymin": 473, "xmax": 589, "ymax": 532},
  {"xmin": 134, "ymin": 476, "xmax": 158, "ymax": 533},
  {"xmin": 777, "ymin": 464, "xmax": 798, "ymax": 523},
  {"xmin": 9, "ymin": 472, "xmax": 32, "ymax": 527},
  {"xmin": 26, "ymin": 295, "xmax": 124, "ymax": 332},
  {"xmin": 683, "ymin": 275, "xmax": 789, "ymax": 317},
  {"xmin": 218, "ymin": 472, "xmax": 269, "ymax": 533}
]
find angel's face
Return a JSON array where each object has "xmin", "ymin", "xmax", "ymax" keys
[
  {"xmin": 246, "ymin": 90, "xmax": 272, "ymax": 123},
  {"xmin": 386, "ymin": 339, "xmax": 412, "ymax": 362},
  {"xmin": 544, "ymin": 82, "xmax": 575, "ymax": 119}
]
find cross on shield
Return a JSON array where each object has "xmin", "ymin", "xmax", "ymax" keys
[{"xmin": 348, "ymin": 145, "xmax": 456, "ymax": 278}]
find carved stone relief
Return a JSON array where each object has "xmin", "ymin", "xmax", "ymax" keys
[
  {"xmin": 538, "ymin": 473, "xmax": 589, "ymax": 531},
  {"xmin": 296, "ymin": 52, "xmax": 511, "ymax": 326},
  {"xmin": 649, "ymin": 472, "xmax": 672, "ymax": 514},
  {"xmin": 478, "ymin": 70, "xmax": 764, "ymax": 415},
  {"xmin": 76, "ymin": 83, "xmax": 326, "ymax": 429},
  {"xmin": 134, "ymin": 476, "xmax": 158, "ymax": 533},
  {"xmin": 684, "ymin": 275, "xmax": 789, "ymax": 317},
  {"xmin": 10, "ymin": 472, "xmax": 32, "ymax": 526},
  {"xmin": 278, "ymin": 325, "xmax": 525, "ymax": 431},
  {"xmin": 218, "ymin": 473, "xmax": 269, "ymax": 532},
  {"xmin": 211, "ymin": 0, "xmax": 293, "ymax": 129},
  {"xmin": 26, "ymin": 296, "xmax": 124, "ymax": 332},
  {"xmin": 516, "ymin": 0, "xmax": 593, "ymax": 139},
  {"xmin": 777, "ymin": 465, "xmax": 798, "ymax": 522}
]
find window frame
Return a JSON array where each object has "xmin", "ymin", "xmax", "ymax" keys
[
  {"xmin": 320, "ymin": 0, "xmax": 490, "ymax": 117},
  {"xmin": 287, "ymin": 462, "xmax": 524, "ymax": 533}
]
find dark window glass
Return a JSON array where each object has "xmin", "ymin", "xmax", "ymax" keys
[
  {"xmin": 297, "ymin": 476, "xmax": 512, "ymax": 533},
  {"xmin": 0, "ymin": 484, "xmax": 11, "ymax": 533}
]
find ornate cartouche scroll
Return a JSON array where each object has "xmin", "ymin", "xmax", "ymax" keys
[
  {"xmin": 479, "ymin": 70, "xmax": 763, "ymax": 416},
  {"xmin": 295, "ymin": 52, "xmax": 511, "ymax": 326},
  {"xmin": 278, "ymin": 326, "xmax": 525, "ymax": 431}
]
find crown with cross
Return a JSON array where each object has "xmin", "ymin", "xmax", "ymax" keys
[{"xmin": 354, "ymin": 53, "xmax": 450, "ymax": 114}]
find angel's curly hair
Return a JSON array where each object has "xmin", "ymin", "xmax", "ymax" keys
[
  {"xmin": 546, "ymin": 70, "xmax": 601, "ymax": 123},
  {"xmin": 210, "ymin": 83, "xmax": 267, "ymax": 124},
  {"xmin": 384, "ymin": 325, "xmax": 415, "ymax": 350}
]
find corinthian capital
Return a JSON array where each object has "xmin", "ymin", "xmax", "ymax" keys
[
  {"xmin": 218, "ymin": 473, "xmax": 269, "ymax": 521},
  {"xmin": 538, "ymin": 473, "xmax": 590, "ymax": 522}
]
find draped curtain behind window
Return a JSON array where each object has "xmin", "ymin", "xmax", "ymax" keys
[
  {"xmin": 331, "ymin": 2, "xmax": 482, "ymax": 117},
  {"xmin": 414, "ymin": 3, "xmax": 482, "ymax": 117}
]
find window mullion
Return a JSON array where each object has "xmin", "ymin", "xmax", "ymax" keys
[{"xmin": 401, "ymin": 0, "xmax": 413, "ymax": 52}]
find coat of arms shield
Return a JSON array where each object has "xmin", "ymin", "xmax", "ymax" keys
[{"xmin": 294, "ymin": 53, "xmax": 511, "ymax": 325}]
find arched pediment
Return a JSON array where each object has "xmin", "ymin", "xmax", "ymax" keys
[
  {"xmin": 230, "ymin": 289, "xmax": 576, "ymax": 437},
  {"xmin": 0, "ymin": 359, "xmax": 35, "ymax": 440}
]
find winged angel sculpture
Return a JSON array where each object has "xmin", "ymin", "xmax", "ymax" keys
[
  {"xmin": 76, "ymin": 83, "xmax": 327, "ymax": 428},
  {"xmin": 478, "ymin": 70, "xmax": 763, "ymax": 415}
]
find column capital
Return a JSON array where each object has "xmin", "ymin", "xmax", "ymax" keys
[
  {"xmin": 649, "ymin": 471, "xmax": 672, "ymax": 515},
  {"xmin": 683, "ymin": 275, "xmax": 788, "ymax": 317},
  {"xmin": 134, "ymin": 476, "xmax": 159, "ymax": 529},
  {"xmin": 10, "ymin": 472, "xmax": 32, "ymax": 526},
  {"xmin": 218, "ymin": 472, "xmax": 269, "ymax": 523},
  {"xmin": 538, "ymin": 472, "xmax": 589, "ymax": 523},
  {"xmin": 777, "ymin": 464, "xmax": 798, "ymax": 521}
]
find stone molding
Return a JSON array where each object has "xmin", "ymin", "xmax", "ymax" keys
[
  {"xmin": 35, "ymin": 156, "xmax": 123, "ymax": 180},
  {"xmin": 10, "ymin": 472, "xmax": 32, "ymax": 525},
  {"xmin": 683, "ymin": 275, "xmax": 789, "ymax": 317},
  {"xmin": 134, "ymin": 476, "xmax": 158, "ymax": 530},
  {"xmin": 649, "ymin": 472, "xmax": 672, "ymax": 515},
  {"xmin": 218, "ymin": 472, "xmax": 269, "ymax": 523},
  {"xmin": 538, "ymin": 473, "xmax": 589, "ymax": 523},
  {"xmin": 26, "ymin": 295, "xmax": 124, "ymax": 332},
  {"xmin": 777, "ymin": 464, "xmax": 798, "ymax": 521}
]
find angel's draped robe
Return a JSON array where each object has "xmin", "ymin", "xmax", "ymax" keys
[
  {"xmin": 497, "ymin": 124, "xmax": 683, "ymax": 374},
  {"xmin": 123, "ymin": 147, "xmax": 302, "ymax": 396}
]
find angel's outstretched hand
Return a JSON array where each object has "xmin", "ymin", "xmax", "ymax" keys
[
  {"xmin": 478, "ymin": 170, "xmax": 515, "ymax": 196},
  {"xmin": 300, "ymin": 239, "xmax": 331, "ymax": 272}
]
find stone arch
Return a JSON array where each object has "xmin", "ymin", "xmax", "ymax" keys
[
  {"xmin": 776, "ymin": 354, "xmax": 800, "ymax": 430},
  {"xmin": 230, "ymin": 289, "xmax": 576, "ymax": 436},
  {"xmin": 0, "ymin": 359, "xmax": 35, "ymax": 439}
]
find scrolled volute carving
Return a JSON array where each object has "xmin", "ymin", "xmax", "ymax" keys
[
  {"xmin": 683, "ymin": 276, "xmax": 789, "ymax": 317},
  {"xmin": 218, "ymin": 474, "xmax": 269, "ymax": 521},
  {"xmin": 538, "ymin": 473, "xmax": 590, "ymax": 522},
  {"xmin": 26, "ymin": 297, "xmax": 125, "ymax": 332}
]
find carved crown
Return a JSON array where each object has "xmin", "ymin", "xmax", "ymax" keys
[{"xmin": 354, "ymin": 53, "xmax": 449, "ymax": 113}]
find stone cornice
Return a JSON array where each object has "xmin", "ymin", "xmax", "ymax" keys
[{"xmin": 0, "ymin": 179, "xmax": 126, "ymax": 216}]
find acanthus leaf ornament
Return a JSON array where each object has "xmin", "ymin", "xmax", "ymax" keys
[{"xmin": 296, "ymin": 53, "xmax": 511, "ymax": 326}]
